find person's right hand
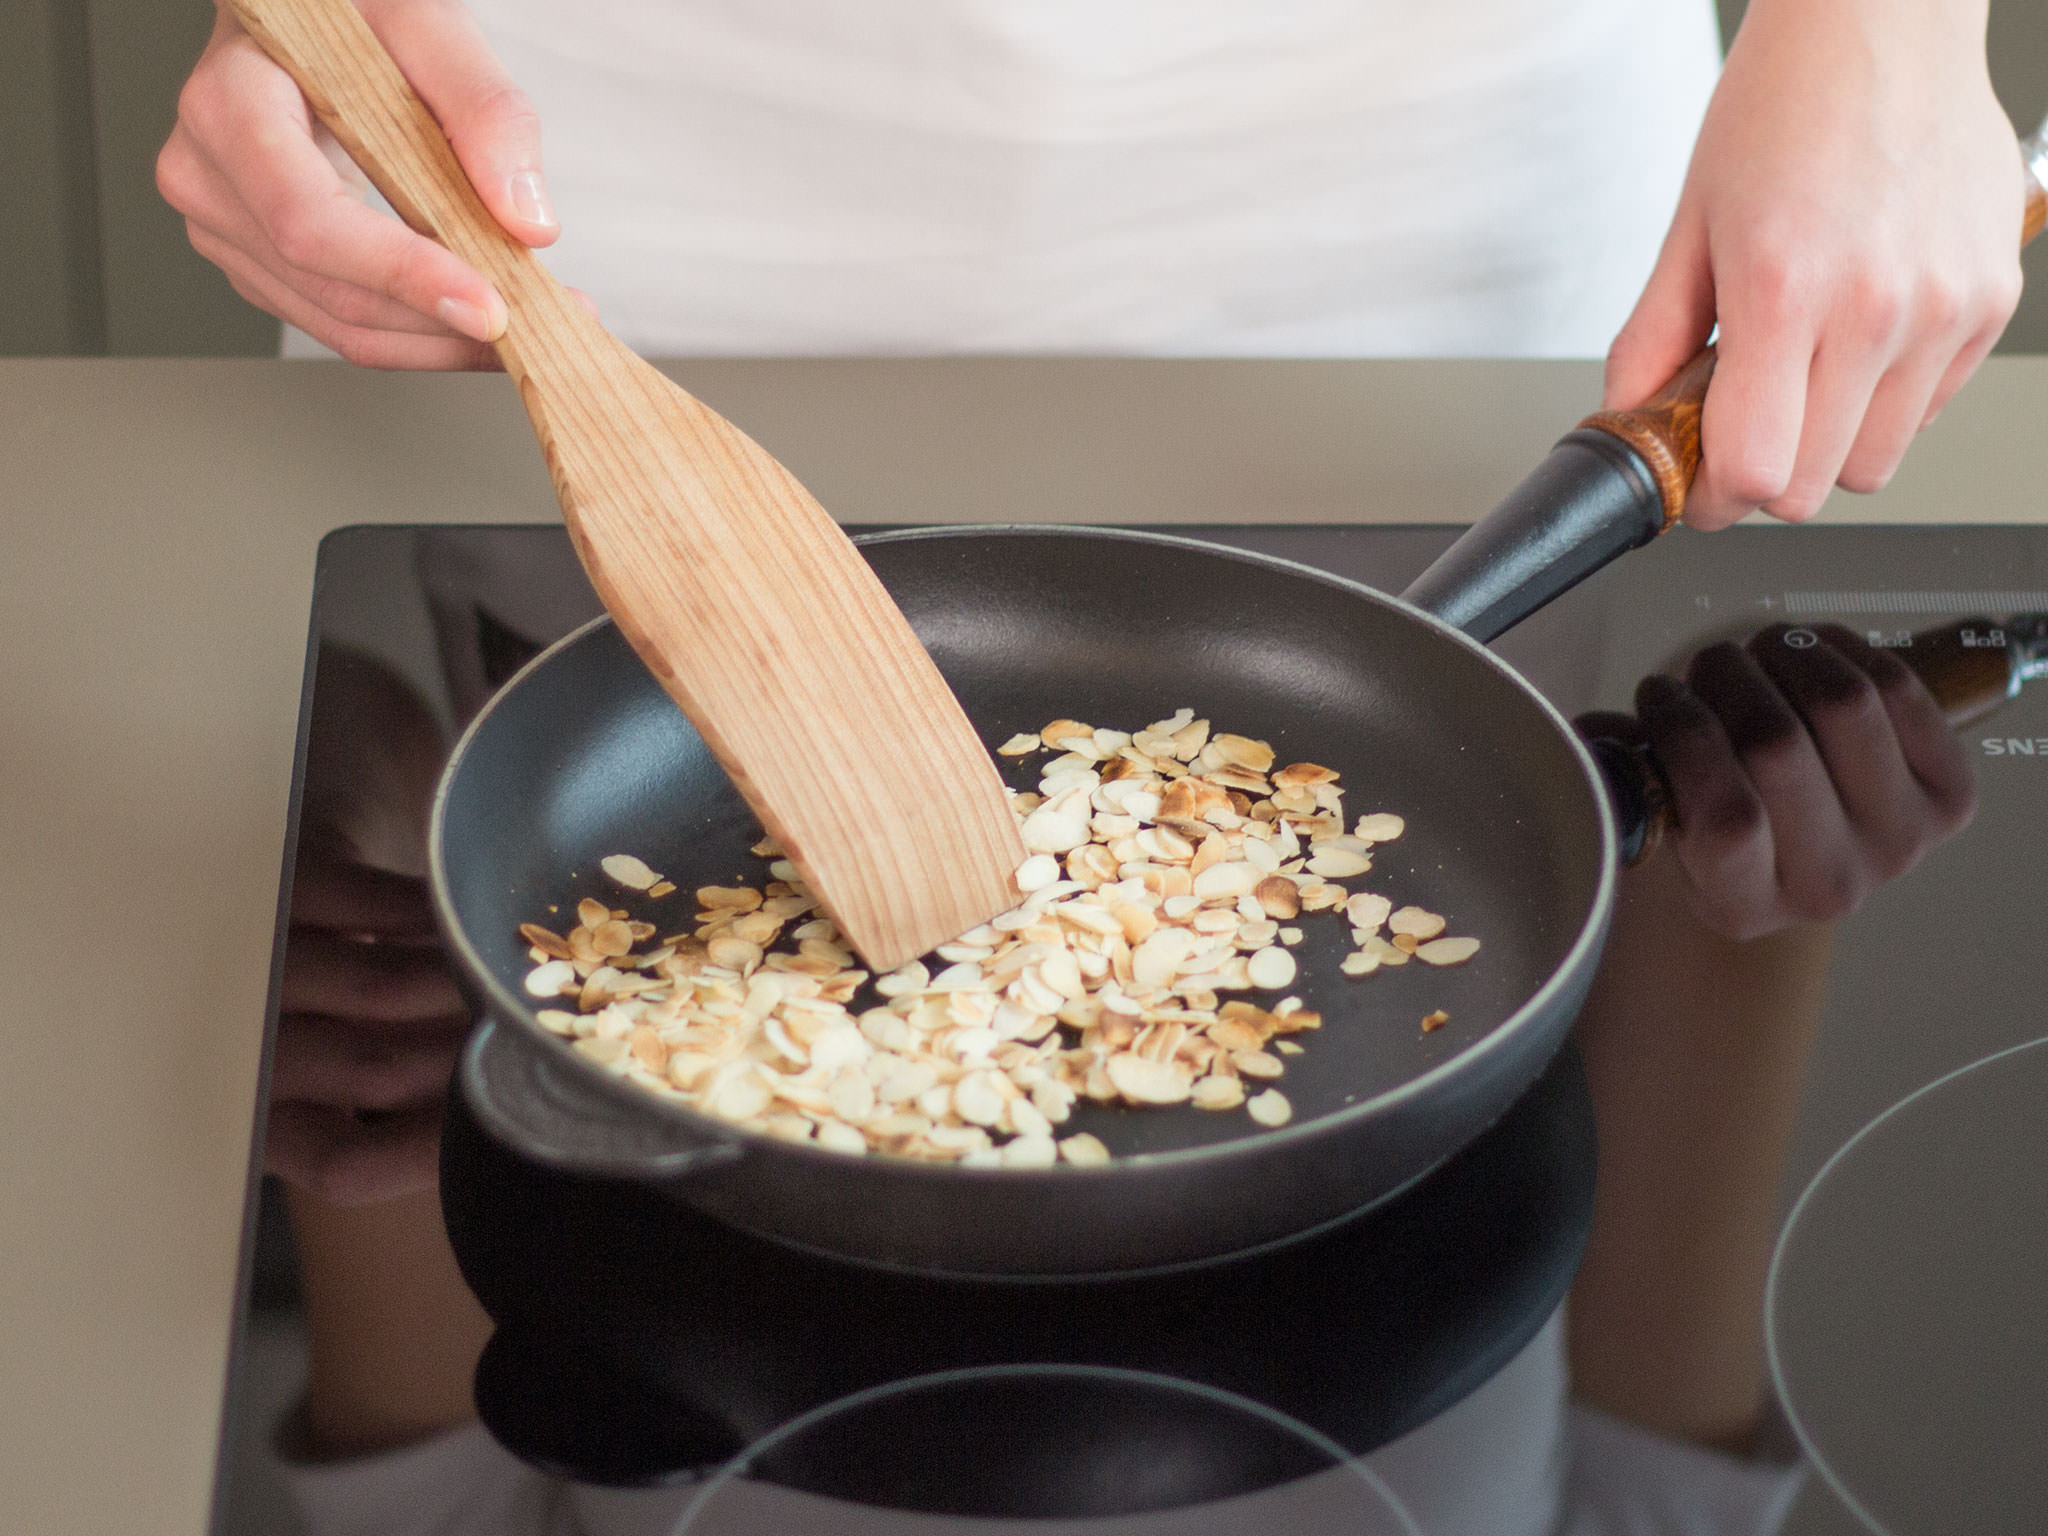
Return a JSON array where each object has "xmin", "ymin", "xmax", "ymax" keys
[{"xmin": 158, "ymin": 0, "xmax": 557, "ymax": 369}]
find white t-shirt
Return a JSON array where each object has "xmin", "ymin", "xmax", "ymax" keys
[{"xmin": 288, "ymin": 0, "xmax": 1722, "ymax": 357}]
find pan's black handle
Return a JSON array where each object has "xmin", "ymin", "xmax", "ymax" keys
[
  {"xmin": 1583, "ymin": 735, "xmax": 1671, "ymax": 870},
  {"xmin": 460, "ymin": 1018, "xmax": 745, "ymax": 1180},
  {"xmin": 1402, "ymin": 352, "xmax": 1714, "ymax": 644}
]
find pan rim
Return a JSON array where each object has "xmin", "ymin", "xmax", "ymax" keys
[{"xmin": 428, "ymin": 522, "xmax": 1618, "ymax": 1174}]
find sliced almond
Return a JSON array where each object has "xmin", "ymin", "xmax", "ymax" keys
[
  {"xmin": 1106, "ymin": 1052, "xmax": 1194, "ymax": 1105},
  {"xmin": 1353, "ymin": 812, "xmax": 1406, "ymax": 843},
  {"xmin": 1416, "ymin": 936, "xmax": 1481, "ymax": 966},
  {"xmin": 1191, "ymin": 1074, "xmax": 1247, "ymax": 1110},
  {"xmin": 600, "ymin": 853, "xmax": 661, "ymax": 890},
  {"xmin": 1252, "ymin": 875, "xmax": 1300, "ymax": 920},
  {"xmin": 1208, "ymin": 733, "xmax": 1276, "ymax": 772},
  {"xmin": 524, "ymin": 959, "xmax": 577, "ymax": 998},
  {"xmin": 1246, "ymin": 1088, "xmax": 1293, "ymax": 1127},
  {"xmin": 1059, "ymin": 1132, "xmax": 1112, "ymax": 1166},
  {"xmin": 1388, "ymin": 906, "xmax": 1447, "ymax": 941},
  {"xmin": 1305, "ymin": 847, "xmax": 1372, "ymax": 879},
  {"xmin": 696, "ymin": 885, "xmax": 763, "ymax": 912},
  {"xmin": 519, "ymin": 924, "xmax": 575, "ymax": 960},
  {"xmin": 1245, "ymin": 946, "xmax": 1297, "ymax": 991},
  {"xmin": 1232, "ymin": 1049, "xmax": 1284, "ymax": 1080}
]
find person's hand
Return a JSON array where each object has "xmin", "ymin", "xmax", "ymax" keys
[
  {"xmin": 158, "ymin": 0, "xmax": 556, "ymax": 369},
  {"xmin": 269, "ymin": 830, "xmax": 472, "ymax": 1203},
  {"xmin": 1605, "ymin": 0, "xmax": 2026, "ymax": 529},
  {"xmin": 1578, "ymin": 623, "xmax": 1977, "ymax": 941}
]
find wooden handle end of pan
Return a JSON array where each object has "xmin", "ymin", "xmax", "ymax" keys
[{"xmin": 1576, "ymin": 346, "xmax": 1716, "ymax": 535}]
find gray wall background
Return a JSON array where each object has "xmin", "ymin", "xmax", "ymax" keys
[{"xmin": 3, "ymin": 0, "xmax": 2046, "ymax": 357}]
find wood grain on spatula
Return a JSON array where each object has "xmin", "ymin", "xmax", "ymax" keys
[{"xmin": 228, "ymin": 0, "xmax": 1024, "ymax": 970}]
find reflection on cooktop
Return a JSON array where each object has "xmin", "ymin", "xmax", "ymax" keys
[{"xmin": 213, "ymin": 524, "xmax": 2048, "ymax": 1536}]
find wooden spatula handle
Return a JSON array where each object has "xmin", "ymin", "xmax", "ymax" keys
[
  {"xmin": 224, "ymin": 0, "xmax": 575, "ymax": 339},
  {"xmin": 230, "ymin": 0, "xmax": 1031, "ymax": 971}
]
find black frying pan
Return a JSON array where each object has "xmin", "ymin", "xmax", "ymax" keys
[
  {"xmin": 433, "ymin": 356, "xmax": 1729, "ymax": 1278},
  {"xmin": 435, "ymin": 510, "xmax": 1638, "ymax": 1277}
]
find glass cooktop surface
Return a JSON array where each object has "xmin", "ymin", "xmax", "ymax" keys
[{"xmin": 213, "ymin": 522, "xmax": 2048, "ymax": 1536}]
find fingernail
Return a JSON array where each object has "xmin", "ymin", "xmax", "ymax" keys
[
  {"xmin": 509, "ymin": 170, "xmax": 556, "ymax": 230},
  {"xmin": 436, "ymin": 294, "xmax": 504, "ymax": 343}
]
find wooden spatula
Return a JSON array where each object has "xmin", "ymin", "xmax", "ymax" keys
[{"xmin": 228, "ymin": 0, "xmax": 1025, "ymax": 971}]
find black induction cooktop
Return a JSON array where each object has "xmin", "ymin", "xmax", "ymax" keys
[{"xmin": 212, "ymin": 521, "xmax": 2048, "ymax": 1536}]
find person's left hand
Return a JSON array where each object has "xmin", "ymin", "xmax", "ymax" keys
[
  {"xmin": 269, "ymin": 829, "xmax": 472, "ymax": 1204},
  {"xmin": 1605, "ymin": 0, "xmax": 2027, "ymax": 530}
]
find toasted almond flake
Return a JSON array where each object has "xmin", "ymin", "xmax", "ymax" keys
[
  {"xmin": 524, "ymin": 959, "xmax": 577, "ymax": 997},
  {"xmin": 1021, "ymin": 805, "xmax": 1090, "ymax": 855},
  {"xmin": 1306, "ymin": 848, "xmax": 1373, "ymax": 879},
  {"xmin": 1059, "ymin": 1132, "xmax": 1112, "ymax": 1166},
  {"xmin": 1388, "ymin": 906, "xmax": 1446, "ymax": 940},
  {"xmin": 998, "ymin": 733, "xmax": 1042, "ymax": 755},
  {"xmin": 519, "ymin": 923, "xmax": 574, "ymax": 960},
  {"xmin": 951, "ymin": 1070, "xmax": 1008, "ymax": 1126},
  {"xmin": 707, "ymin": 937, "xmax": 763, "ymax": 974},
  {"xmin": 575, "ymin": 1036, "xmax": 628, "ymax": 1067},
  {"xmin": 1234, "ymin": 919, "xmax": 1280, "ymax": 950},
  {"xmin": 1106, "ymin": 1052, "xmax": 1194, "ymax": 1105},
  {"xmin": 601, "ymin": 853, "xmax": 661, "ymax": 890},
  {"xmin": 646, "ymin": 880, "xmax": 678, "ymax": 899},
  {"xmin": 708, "ymin": 1064, "xmax": 773, "ymax": 1122},
  {"xmin": 666, "ymin": 1051, "xmax": 719, "ymax": 1090},
  {"xmin": 1208, "ymin": 733, "xmax": 1276, "ymax": 772},
  {"xmin": 1032, "ymin": 1078, "xmax": 1077, "ymax": 1123},
  {"xmin": 1245, "ymin": 946, "xmax": 1297, "ymax": 991},
  {"xmin": 1416, "ymin": 936, "xmax": 1481, "ymax": 966},
  {"xmin": 828, "ymin": 1067, "xmax": 878, "ymax": 1124},
  {"xmin": 1191, "ymin": 860, "xmax": 1261, "ymax": 901},
  {"xmin": 1297, "ymin": 882, "xmax": 1347, "ymax": 913},
  {"xmin": 590, "ymin": 919, "xmax": 635, "ymax": 958},
  {"xmin": 1340, "ymin": 949, "xmax": 1382, "ymax": 978},
  {"xmin": 1246, "ymin": 1088, "xmax": 1292, "ymax": 1127},
  {"xmin": 812, "ymin": 1121, "xmax": 868, "ymax": 1155},
  {"xmin": 1000, "ymin": 1134, "xmax": 1059, "ymax": 1168},
  {"xmin": 1353, "ymin": 812, "xmax": 1407, "ymax": 842},
  {"xmin": 926, "ymin": 1124, "xmax": 992, "ymax": 1154},
  {"xmin": 1191, "ymin": 1074, "xmax": 1247, "ymax": 1110},
  {"xmin": 1252, "ymin": 875, "xmax": 1300, "ymax": 920},
  {"xmin": 1363, "ymin": 934, "xmax": 1411, "ymax": 967},
  {"xmin": 692, "ymin": 886, "xmax": 758, "ymax": 915},
  {"xmin": 875, "ymin": 960, "xmax": 930, "ymax": 998},
  {"xmin": 1232, "ymin": 1049, "xmax": 1285, "ymax": 1080},
  {"xmin": 1006, "ymin": 1096, "xmax": 1053, "ymax": 1141},
  {"xmin": 1421, "ymin": 1009, "xmax": 1451, "ymax": 1033}
]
